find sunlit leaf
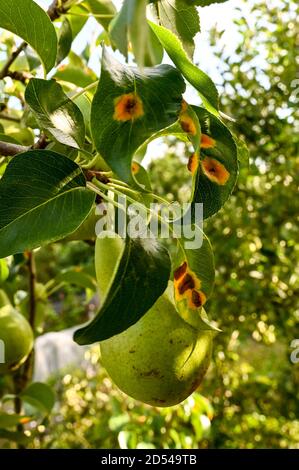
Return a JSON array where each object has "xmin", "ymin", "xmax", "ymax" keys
[
  {"xmin": 149, "ymin": 21, "xmax": 219, "ymax": 114},
  {"xmin": 0, "ymin": 0, "xmax": 57, "ymax": 73},
  {"xmin": 86, "ymin": 0, "xmax": 116, "ymax": 31},
  {"xmin": 152, "ymin": 0, "xmax": 200, "ymax": 58},
  {"xmin": 25, "ymin": 78, "xmax": 85, "ymax": 149},
  {"xmin": 91, "ymin": 47, "xmax": 185, "ymax": 184},
  {"xmin": 190, "ymin": 106, "xmax": 238, "ymax": 219}
]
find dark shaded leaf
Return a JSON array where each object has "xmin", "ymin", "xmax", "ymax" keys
[
  {"xmin": 74, "ymin": 235, "xmax": 171, "ymax": 343},
  {"xmin": 0, "ymin": 150, "xmax": 95, "ymax": 257}
]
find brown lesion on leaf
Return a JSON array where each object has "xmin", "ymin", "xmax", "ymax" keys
[
  {"xmin": 190, "ymin": 289, "xmax": 206, "ymax": 308},
  {"xmin": 174, "ymin": 261, "xmax": 187, "ymax": 280},
  {"xmin": 201, "ymin": 157, "xmax": 230, "ymax": 185},
  {"xmin": 187, "ymin": 152, "xmax": 199, "ymax": 174},
  {"xmin": 180, "ymin": 99, "xmax": 188, "ymax": 113},
  {"xmin": 113, "ymin": 92, "xmax": 144, "ymax": 122},
  {"xmin": 177, "ymin": 273, "xmax": 195, "ymax": 295},
  {"xmin": 201, "ymin": 133, "xmax": 216, "ymax": 149},
  {"xmin": 174, "ymin": 262, "xmax": 207, "ymax": 309}
]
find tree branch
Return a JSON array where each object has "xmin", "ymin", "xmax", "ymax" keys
[
  {"xmin": 14, "ymin": 251, "xmax": 37, "ymax": 448},
  {"xmin": 0, "ymin": 42, "xmax": 27, "ymax": 80},
  {"xmin": 0, "ymin": 141, "xmax": 29, "ymax": 156},
  {"xmin": 0, "ymin": 113, "xmax": 21, "ymax": 123},
  {"xmin": 27, "ymin": 251, "xmax": 37, "ymax": 328}
]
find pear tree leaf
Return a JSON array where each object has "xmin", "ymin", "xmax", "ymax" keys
[
  {"xmin": 86, "ymin": 0, "xmax": 116, "ymax": 31},
  {"xmin": 20, "ymin": 382, "xmax": 55, "ymax": 415},
  {"xmin": 25, "ymin": 78, "xmax": 85, "ymax": 149},
  {"xmin": 0, "ymin": 150, "xmax": 95, "ymax": 258},
  {"xmin": 54, "ymin": 64, "xmax": 97, "ymax": 87},
  {"xmin": 149, "ymin": 21, "xmax": 219, "ymax": 114},
  {"xmin": 56, "ymin": 17, "xmax": 73, "ymax": 65},
  {"xmin": 53, "ymin": 268, "xmax": 97, "ymax": 291},
  {"xmin": 109, "ymin": 0, "xmax": 163, "ymax": 68},
  {"xmin": 91, "ymin": 47, "xmax": 185, "ymax": 184},
  {"xmin": 0, "ymin": 0, "xmax": 57, "ymax": 73},
  {"xmin": 0, "ymin": 259, "xmax": 9, "ymax": 282},
  {"xmin": 0, "ymin": 429, "xmax": 30, "ymax": 445},
  {"xmin": 190, "ymin": 106, "xmax": 238, "ymax": 219},
  {"xmin": 187, "ymin": 0, "xmax": 228, "ymax": 6},
  {"xmin": 233, "ymin": 134, "xmax": 250, "ymax": 167},
  {"xmin": 172, "ymin": 225, "xmax": 217, "ymax": 330},
  {"xmin": 67, "ymin": 4, "xmax": 89, "ymax": 39},
  {"xmin": 152, "ymin": 0, "xmax": 200, "ymax": 58},
  {"xmin": 74, "ymin": 235, "xmax": 171, "ymax": 343},
  {"xmin": 0, "ymin": 412, "xmax": 30, "ymax": 429}
]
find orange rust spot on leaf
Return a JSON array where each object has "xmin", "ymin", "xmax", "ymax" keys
[
  {"xmin": 174, "ymin": 261, "xmax": 187, "ymax": 280},
  {"xmin": 181, "ymin": 99, "xmax": 188, "ymax": 113},
  {"xmin": 19, "ymin": 417, "xmax": 31, "ymax": 424},
  {"xmin": 187, "ymin": 152, "xmax": 199, "ymax": 174},
  {"xmin": 131, "ymin": 161, "xmax": 140, "ymax": 175},
  {"xmin": 180, "ymin": 112, "xmax": 197, "ymax": 135},
  {"xmin": 201, "ymin": 133, "xmax": 216, "ymax": 149},
  {"xmin": 113, "ymin": 92, "xmax": 144, "ymax": 122},
  {"xmin": 201, "ymin": 157, "xmax": 230, "ymax": 185}
]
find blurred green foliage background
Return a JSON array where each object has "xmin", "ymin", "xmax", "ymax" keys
[{"xmin": 1, "ymin": 0, "xmax": 298, "ymax": 449}]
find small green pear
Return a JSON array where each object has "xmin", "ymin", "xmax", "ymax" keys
[
  {"xmin": 64, "ymin": 206, "xmax": 99, "ymax": 241},
  {"xmin": 0, "ymin": 305, "xmax": 34, "ymax": 375},
  {"xmin": 100, "ymin": 291, "xmax": 213, "ymax": 407}
]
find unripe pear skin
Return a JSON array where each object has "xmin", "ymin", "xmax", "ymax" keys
[
  {"xmin": 100, "ymin": 294, "xmax": 213, "ymax": 407},
  {"xmin": 0, "ymin": 305, "xmax": 34, "ymax": 374}
]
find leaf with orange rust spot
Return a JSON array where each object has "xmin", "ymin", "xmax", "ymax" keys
[
  {"xmin": 190, "ymin": 106, "xmax": 238, "ymax": 219},
  {"xmin": 91, "ymin": 47, "xmax": 185, "ymax": 185},
  {"xmin": 180, "ymin": 101, "xmax": 201, "ymax": 149},
  {"xmin": 171, "ymin": 225, "xmax": 217, "ymax": 330}
]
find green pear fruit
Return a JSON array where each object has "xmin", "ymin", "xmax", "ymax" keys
[
  {"xmin": 0, "ymin": 289, "xmax": 11, "ymax": 309},
  {"xmin": 100, "ymin": 292, "xmax": 213, "ymax": 407},
  {"xmin": 95, "ymin": 233, "xmax": 125, "ymax": 304},
  {"xmin": 0, "ymin": 305, "xmax": 34, "ymax": 375},
  {"xmin": 64, "ymin": 206, "xmax": 99, "ymax": 241}
]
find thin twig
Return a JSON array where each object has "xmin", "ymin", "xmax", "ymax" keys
[
  {"xmin": 0, "ymin": 113, "xmax": 21, "ymax": 123},
  {"xmin": 0, "ymin": 42, "xmax": 27, "ymax": 80},
  {"xmin": 6, "ymin": 70, "xmax": 33, "ymax": 84},
  {"xmin": 27, "ymin": 251, "xmax": 37, "ymax": 328},
  {"xmin": 13, "ymin": 251, "xmax": 37, "ymax": 448},
  {"xmin": 33, "ymin": 133, "xmax": 48, "ymax": 150},
  {"xmin": 0, "ymin": 141, "xmax": 29, "ymax": 157}
]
